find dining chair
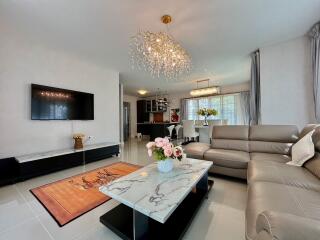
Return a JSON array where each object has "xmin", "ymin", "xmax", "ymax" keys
[{"xmin": 182, "ymin": 120, "xmax": 199, "ymax": 142}]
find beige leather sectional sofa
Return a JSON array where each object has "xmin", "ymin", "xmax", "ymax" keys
[{"xmin": 184, "ymin": 124, "xmax": 320, "ymax": 240}]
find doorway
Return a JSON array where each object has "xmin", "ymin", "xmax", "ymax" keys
[{"xmin": 123, "ymin": 102, "xmax": 130, "ymax": 141}]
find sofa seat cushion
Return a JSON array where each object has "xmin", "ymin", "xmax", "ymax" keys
[
  {"xmin": 246, "ymin": 182, "xmax": 320, "ymax": 240},
  {"xmin": 247, "ymin": 160, "xmax": 320, "ymax": 192},
  {"xmin": 183, "ymin": 142, "xmax": 211, "ymax": 160},
  {"xmin": 204, "ymin": 149, "xmax": 250, "ymax": 169},
  {"xmin": 250, "ymin": 152, "xmax": 291, "ymax": 163}
]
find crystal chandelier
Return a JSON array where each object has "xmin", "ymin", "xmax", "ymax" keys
[{"xmin": 130, "ymin": 15, "xmax": 191, "ymax": 79}]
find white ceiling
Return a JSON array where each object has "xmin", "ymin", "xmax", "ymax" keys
[{"xmin": 1, "ymin": 0, "xmax": 320, "ymax": 96}]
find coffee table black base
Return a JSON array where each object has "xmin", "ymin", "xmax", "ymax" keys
[{"xmin": 100, "ymin": 179, "xmax": 214, "ymax": 240}]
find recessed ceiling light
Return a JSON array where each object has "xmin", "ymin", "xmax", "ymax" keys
[{"xmin": 138, "ymin": 90, "xmax": 147, "ymax": 95}]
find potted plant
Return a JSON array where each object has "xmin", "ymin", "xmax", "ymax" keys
[
  {"xmin": 197, "ymin": 108, "xmax": 218, "ymax": 126},
  {"xmin": 146, "ymin": 137, "xmax": 184, "ymax": 173}
]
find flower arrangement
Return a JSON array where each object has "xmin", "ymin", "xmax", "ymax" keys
[
  {"xmin": 197, "ymin": 108, "xmax": 217, "ymax": 116},
  {"xmin": 197, "ymin": 108, "xmax": 217, "ymax": 126},
  {"xmin": 146, "ymin": 137, "xmax": 183, "ymax": 161}
]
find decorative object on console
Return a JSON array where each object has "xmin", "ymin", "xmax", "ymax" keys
[
  {"xmin": 170, "ymin": 108, "xmax": 180, "ymax": 123},
  {"xmin": 197, "ymin": 108, "xmax": 218, "ymax": 126},
  {"xmin": 146, "ymin": 137, "xmax": 183, "ymax": 173},
  {"xmin": 190, "ymin": 79, "xmax": 220, "ymax": 97},
  {"xmin": 73, "ymin": 133, "xmax": 85, "ymax": 149},
  {"xmin": 130, "ymin": 15, "xmax": 191, "ymax": 79},
  {"xmin": 287, "ymin": 130, "xmax": 315, "ymax": 167},
  {"xmin": 30, "ymin": 162, "xmax": 141, "ymax": 226}
]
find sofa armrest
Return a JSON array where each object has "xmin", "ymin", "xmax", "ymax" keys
[
  {"xmin": 255, "ymin": 211, "xmax": 320, "ymax": 240},
  {"xmin": 183, "ymin": 142, "xmax": 211, "ymax": 160}
]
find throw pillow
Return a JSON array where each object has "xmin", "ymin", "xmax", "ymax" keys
[{"xmin": 287, "ymin": 130, "xmax": 315, "ymax": 167}]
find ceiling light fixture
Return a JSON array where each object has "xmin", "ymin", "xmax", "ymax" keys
[
  {"xmin": 130, "ymin": 15, "xmax": 191, "ymax": 79},
  {"xmin": 137, "ymin": 89, "xmax": 147, "ymax": 95},
  {"xmin": 190, "ymin": 79, "xmax": 220, "ymax": 97}
]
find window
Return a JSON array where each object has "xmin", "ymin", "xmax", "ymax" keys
[{"xmin": 185, "ymin": 93, "xmax": 239, "ymax": 125}]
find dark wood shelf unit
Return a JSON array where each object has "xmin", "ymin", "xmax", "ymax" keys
[{"xmin": 137, "ymin": 100, "xmax": 149, "ymax": 123}]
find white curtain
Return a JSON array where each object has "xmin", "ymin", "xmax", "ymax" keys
[{"xmin": 236, "ymin": 91, "xmax": 250, "ymax": 125}]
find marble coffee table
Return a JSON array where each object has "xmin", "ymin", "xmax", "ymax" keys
[{"xmin": 99, "ymin": 158, "xmax": 213, "ymax": 240}]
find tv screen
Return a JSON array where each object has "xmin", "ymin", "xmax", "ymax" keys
[{"xmin": 31, "ymin": 84, "xmax": 94, "ymax": 120}]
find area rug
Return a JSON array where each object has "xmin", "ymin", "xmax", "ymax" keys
[{"xmin": 30, "ymin": 162, "xmax": 141, "ymax": 226}]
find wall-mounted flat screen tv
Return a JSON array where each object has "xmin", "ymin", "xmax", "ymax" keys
[{"xmin": 31, "ymin": 84, "xmax": 94, "ymax": 120}]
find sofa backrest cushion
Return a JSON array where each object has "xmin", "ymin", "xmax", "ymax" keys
[
  {"xmin": 312, "ymin": 126, "xmax": 320, "ymax": 152},
  {"xmin": 304, "ymin": 152, "xmax": 320, "ymax": 180},
  {"xmin": 304, "ymin": 127, "xmax": 320, "ymax": 179},
  {"xmin": 249, "ymin": 125, "xmax": 298, "ymax": 155},
  {"xmin": 212, "ymin": 139, "xmax": 249, "ymax": 152},
  {"xmin": 249, "ymin": 125, "xmax": 299, "ymax": 143},
  {"xmin": 211, "ymin": 126, "xmax": 249, "ymax": 151},
  {"xmin": 212, "ymin": 125, "xmax": 249, "ymax": 140},
  {"xmin": 299, "ymin": 124, "xmax": 320, "ymax": 139}
]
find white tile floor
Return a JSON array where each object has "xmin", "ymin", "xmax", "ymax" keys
[{"xmin": 0, "ymin": 139, "xmax": 247, "ymax": 240}]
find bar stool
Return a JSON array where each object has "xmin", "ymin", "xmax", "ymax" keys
[
  {"xmin": 175, "ymin": 124, "xmax": 183, "ymax": 139},
  {"xmin": 167, "ymin": 125, "xmax": 175, "ymax": 140}
]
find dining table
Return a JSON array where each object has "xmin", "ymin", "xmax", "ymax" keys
[{"xmin": 194, "ymin": 125, "xmax": 211, "ymax": 143}]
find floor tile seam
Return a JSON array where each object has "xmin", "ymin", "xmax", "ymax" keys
[{"xmin": 13, "ymin": 185, "xmax": 55, "ymax": 240}]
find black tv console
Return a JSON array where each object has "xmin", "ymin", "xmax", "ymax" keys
[{"xmin": 0, "ymin": 142, "xmax": 119, "ymax": 186}]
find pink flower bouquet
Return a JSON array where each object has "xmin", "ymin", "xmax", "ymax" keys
[{"xmin": 146, "ymin": 137, "xmax": 183, "ymax": 161}]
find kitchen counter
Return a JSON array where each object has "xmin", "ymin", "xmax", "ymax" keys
[{"xmin": 137, "ymin": 123, "xmax": 178, "ymax": 140}]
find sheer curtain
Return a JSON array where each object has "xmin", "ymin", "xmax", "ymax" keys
[
  {"xmin": 309, "ymin": 22, "xmax": 320, "ymax": 123},
  {"xmin": 184, "ymin": 93, "xmax": 249, "ymax": 125},
  {"xmin": 237, "ymin": 91, "xmax": 250, "ymax": 125}
]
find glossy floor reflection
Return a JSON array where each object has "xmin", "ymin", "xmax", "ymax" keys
[{"xmin": 0, "ymin": 139, "xmax": 247, "ymax": 240}]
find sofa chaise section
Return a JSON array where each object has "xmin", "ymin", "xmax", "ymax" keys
[
  {"xmin": 246, "ymin": 126, "xmax": 320, "ymax": 240},
  {"xmin": 254, "ymin": 211, "xmax": 320, "ymax": 240},
  {"xmin": 246, "ymin": 181, "xmax": 320, "ymax": 240}
]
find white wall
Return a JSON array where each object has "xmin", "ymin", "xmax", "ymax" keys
[
  {"xmin": 0, "ymin": 34, "xmax": 120, "ymax": 158},
  {"xmin": 123, "ymin": 94, "xmax": 138, "ymax": 138},
  {"xmin": 260, "ymin": 36, "xmax": 316, "ymax": 129}
]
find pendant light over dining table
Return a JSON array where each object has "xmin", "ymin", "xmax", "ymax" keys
[
  {"xmin": 130, "ymin": 15, "xmax": 191, "ymax": 79},
  {"xmin": 190, "ymin": 79, "xmax": 220, "ymax": 97}
]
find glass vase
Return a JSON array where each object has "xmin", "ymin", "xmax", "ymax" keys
[{"xmin": 157, "ymin": 158, "xmax": 173, "ymax": 173}]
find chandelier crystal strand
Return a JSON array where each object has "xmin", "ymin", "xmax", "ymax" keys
[{"xmin": 130, "ymin": 19, "xmax": 191, "ymax": 79}]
